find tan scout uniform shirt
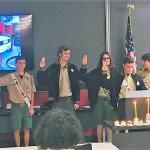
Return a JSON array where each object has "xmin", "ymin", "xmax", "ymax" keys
[
  {"xmin": 98, "ymin": 72, "xmax": 110, "ymax": 97},
  {"xmin": 98, "ymin": 73, "xmax": 110, "ymax": 97},
  {"xmin": 119, "ymin": 75, "xmax": 136, "ymax": 99},
  {"xmin": 0, "ymin": 71, "xmax": 36, "ymax": 103},
  {"xmin": 59, "ymin": 66, "xmax": 72, "ymax": 97},
  {"xmin": 138, "ymin": 69, "xmax": 150, "ymax": 89},
  {"xmin": 98, "ymin": 87, "xmax": 110, "ymax": 97}
]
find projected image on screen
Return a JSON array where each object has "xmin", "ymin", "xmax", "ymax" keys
[{"xmin": 0, "ymin": 15, "xmax": 34, "ymax": 71}]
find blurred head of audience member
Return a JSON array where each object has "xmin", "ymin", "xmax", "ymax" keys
[{"xmin": 34, "ymin": 108, "xmax": 83, "ymax": 149}]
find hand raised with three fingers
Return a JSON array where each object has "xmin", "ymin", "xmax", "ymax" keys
[
  {"xmin": 82, "ymin": 53, "xmax": 88, "ymax": 66},
  {"xmin": 39, "ymin": 56, "xmax": 46, "ymax": 69}
]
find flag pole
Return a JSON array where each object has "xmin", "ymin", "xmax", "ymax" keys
[{"xmin": 105, "ymin": 0, "xmax": 111, "ymax": 53}]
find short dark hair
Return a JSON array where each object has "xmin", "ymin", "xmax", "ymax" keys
[
  {"xmin": 15, "ymin": 56, "xmax": 26, "ymax": 63},
  {"xmin": 57, "ymin": 46, "xmax": 70, "ymax": 57},
  {"xmin": 123, "ymin": 56, "xmax": 134, "ymax": 65},
  {"xmin": 141, "ymin": 53, "xmax": 150, "ymax": 61},
  {"xmin": 34, "ymin": 108, "xmax": 83, "ymax": 149}
]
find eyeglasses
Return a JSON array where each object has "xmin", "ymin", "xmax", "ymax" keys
[{"xmin": 103, "ymin": 57, "xmax": 110, "ymax": 60}]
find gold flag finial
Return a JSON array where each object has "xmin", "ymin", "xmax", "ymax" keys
[{"xmin": 127, "ymin": 2, "xmax": 134, "ymax": 16}]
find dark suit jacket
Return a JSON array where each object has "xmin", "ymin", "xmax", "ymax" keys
[
  {"xmin": 80, "ymin": 67, "xmax": 120, "ymax": 109},
  {"xmin": 37, "ymin": 63, "xmax": 80, "ymax": 103},
  {"xmin": 117, "ymin": 73, "xmax": 147, "ymax": 93}
]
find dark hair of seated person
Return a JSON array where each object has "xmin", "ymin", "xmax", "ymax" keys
[{"xmin": 34, "ymin": 108, "xmax": 84, "ymax": 149}]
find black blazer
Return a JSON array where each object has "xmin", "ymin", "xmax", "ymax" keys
[
  {"xmin": 37, "ymin": 63, "xmax": 80, "ymax": 103},
  {"xmin": 80, "ymin": 67, "xmax": 120, "ymax": 109},
  {"xmin": 117, "ymin": 73, "xmax": 147, "ymax": 93}
]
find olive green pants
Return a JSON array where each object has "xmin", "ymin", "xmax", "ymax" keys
[
  {"xmin": 94, "ymin": 96, "xmax": 116, "ymax": 125},
  {"xmin": 11, "ymin": 104, "xmax": 32, "ymax": 130}
]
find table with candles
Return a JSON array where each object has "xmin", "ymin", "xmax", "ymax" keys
[{"xmin": 105, "ymin": 90, "xmax": 150, "ymax": 150}]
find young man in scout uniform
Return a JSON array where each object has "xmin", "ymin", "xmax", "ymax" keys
[
  {"xmin": 0, "ymin": 56, "xmax": 36, "ymax": 147},
  {"xmin": 138, "ymin": 53, "xmax": 150, "ymax": 89},
  {"xmin": 118, "ymin": 56, "xmax": 147, "ymax": 120},
  {"xmin": 37, "ymin": 46, "xmax": 80, "ymax": 113}
]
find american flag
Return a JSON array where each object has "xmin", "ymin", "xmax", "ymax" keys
[{"xmin": 125, "ymin": 15, "xmax": 136, "ymax": 72}]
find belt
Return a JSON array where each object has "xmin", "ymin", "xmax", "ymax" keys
[
  {"xmin": 59, "ymin": 96, "xmax": 72, "ymax": 99},
  {"xmin": 12, "ymin": 102, "xmax": 26, "ymax": 107},
  {"xmin": 58, "ymin": 96, "xmax": 72, "ymax": 102}
]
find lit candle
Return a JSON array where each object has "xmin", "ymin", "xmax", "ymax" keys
[
  {"xmin": 133, "ymin": 101, "xmax": 137, "ymax": 118},
  {"xmin": 147, "ymin": 98, "xmax": 150, "ymax": 114}
]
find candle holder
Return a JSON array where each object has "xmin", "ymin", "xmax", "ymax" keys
[
  {"xmin": 139, "ymin": 120, "xmax": 144, "ymax": 126},
  {"xmin": 120, "ymin": 120, "xmax": 126, "ymax": 126},
  {"xmin": 114, "ymin": 120, "xmax": 120, "ymax": 126},
  {"xmin": 133, "ymin": 117, "xmax": 139, "ymax": 126},
  {"xmin": 127, "ymin": 120, "xmax": 133, "ymax": 126},
  {"xmin": 146, "ymin": 113, "xmax": 150, "ymax": 121},
  {"xmin": 145, "ymin": 119, "xmax": 150, "ymax": 124}
]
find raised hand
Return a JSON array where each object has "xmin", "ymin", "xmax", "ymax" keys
[
  {"xmin": 39, "ymin": 56, "xmax": 46, "ymax": 69},
  {"xmin": 82, "ymin": 54, "xmax": 88, "ymax": 66},
  {"xmin": 102, "ymin": 61, "xmax": 108, "ymax": 72}
]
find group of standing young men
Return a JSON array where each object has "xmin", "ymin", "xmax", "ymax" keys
[{"xmin": 0, "ymin": 46, "xmax": 149, "ymax": 146}]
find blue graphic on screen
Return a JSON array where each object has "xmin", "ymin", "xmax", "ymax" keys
[{"xmin": 0, "ymin": 16, "xmax": 22, "ymax": 70}]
